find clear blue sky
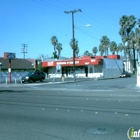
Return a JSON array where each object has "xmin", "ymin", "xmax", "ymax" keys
[{"xmin": 0, "ymin": 0, "xmax": 140, "ymax": 59}]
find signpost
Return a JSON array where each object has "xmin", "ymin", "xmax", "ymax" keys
[
  {"xmin": 4, "ymin": 52, "xmax": 16, "ymax": 83},
  {"xmin": 52, "ymin": 64, "xmax": 62, "ymax": 82},
  {"xmin": 0, "ymin": 62, "xmax": 2, "ymax": 83},
  {"xmin": 56, "ymin": 64, "xmax": 61, "ymax": 73}
]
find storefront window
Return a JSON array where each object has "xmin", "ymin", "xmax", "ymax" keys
[{"xmin": 89, "ymin": 67, "xmax": 93, "ymax": 73}]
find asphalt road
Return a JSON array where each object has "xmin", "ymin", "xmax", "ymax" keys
[
  {"xmin": 25, "ymin": 75, "xmax": 136, "ymax": 91},
  {"xmin": 0, "ymin": 76, "xmax": 140, "ymax": 140}
]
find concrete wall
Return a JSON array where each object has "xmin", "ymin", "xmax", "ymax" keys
[{"xmin": 103, "ymin": 58, "xmax": 123, "ymax": 78}]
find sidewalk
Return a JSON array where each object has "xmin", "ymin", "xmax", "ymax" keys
[
  {"xmin": 0, "ymin": 80, "xmax": 73, "ymax": 88},
  {"xmin": 0, "ymin": 77, "xmax": 93, "ymax": 88}
]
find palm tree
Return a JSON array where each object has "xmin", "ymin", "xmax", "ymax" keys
[
  {"xmin": 99, "ymin": 44, "xmax": 104, "ymax": 56},
  {"xmin": 75, "ymin": 46, "xmax": 79, "ymax": 57},
  {"xmin": 92, "ymin": 46, "xmax": 98, "ymax": 56},
  {"xmin": 118, "ymin": 43, "xmax": 123, "ymax": 56},
  {"xmin": 110, "ymin": 41, "xmax": 117, "ymax": 54},
  {"xmin": 70, "ymin": 38, "xmax": 79, "ymax": 58},
  {"xmin": 56, "ymin": 43, "xmax": 63, "ymax": 59},
  {"xmin": 100, "ymin": 36, "xmax": 110, "ymax": 56},
  {"xmin": 137, "ymin": 47, "xmax": 140, "ymax": 60},
  {"xmin": 136, "ymin": 28, "xmax": 140, "ymax": 61},
  {"xmin": 119, "ymin": 15, "xmax": 136, "ymax": 47},
  {"xmin": 51, "ymin": 36, "xmax": 58, "ymax": 52},
  {"xmin": 83, "ymin": 50, "xmax": 92, "ymax": 56},
  {"xmin": 51, "ymin": 36, "xmax": 58, "ymax": 59},
  {"xmin": 119, "ymin": 15, "xmax": 136, "ymax": 73},
  {"xmin": 70, "ymin": 38, "xmax": 78, "ymax": 50},
  {"xmin": 116, "ymin": 46, "xmax": 120, "ymax": 55},
  {"xmin": 128, "ymin": 28, "xmax": 140, "ymax": 71},
  {"xmin": 137, "ymin": 18, "xmax": 140, "ymax": 27}
]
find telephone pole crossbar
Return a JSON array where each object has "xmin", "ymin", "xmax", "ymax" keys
[
  {"xmin": 64, "ymin": 9, "xmax": 82, "ymax": 82},
  {"xmin": 21, "ymin": 44, "xmax": 28, "ymax": 59}
]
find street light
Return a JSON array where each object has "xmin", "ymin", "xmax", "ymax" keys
[
  {"xmin": 0, "ymin": 62, "xmax": 2, "ymax": 83},
  {"xmin": 85, "ymin": 24, "xmax": 91, "ymax": 27}
]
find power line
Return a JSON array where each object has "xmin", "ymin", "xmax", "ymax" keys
[
  {"xmin": 32, "ymin": 0, "xmax": 64, "ymax": 12},
  {"xmin": 33, "ymin": 0, "xmax": 119, "ymax": 38},
  {"xmin": 54, "ymin": 0, "xmax": 74, "ymax": 9}
]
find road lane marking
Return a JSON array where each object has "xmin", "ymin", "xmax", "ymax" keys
[
  {"xmin": 125, "ymin": 114, "xmax": 129, "ymax": 116},
  {"xmin": 95, "ymin": 112, "xmax": 98, "ymax": 114}
]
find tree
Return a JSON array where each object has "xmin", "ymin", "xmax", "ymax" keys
[
  {"xmin": 119, "ymin": 15, "xmax": 137, "ymax": 73},
  {"xmin": 70, "ymin": 38, "xmax": 78, "ymax": 50},
  {"xmin": 118, "ymin": 43, "xmax": 124, "ymax": 56},
  {"xmin": 51, "ymin": 36, "xmax": 58, "ymax": 59},
  {"xmin": 138, "ymin": 18, "xmax": 140, "ymax": 27},
  {"xmin": 70, "ymin": 38, "xmax": 79, "ymax": 58},
  {"xmin": 75, "ymin": 46, "xmax": 79, "ymax": 57},
  {"xmin": 100, "ymin": 36, "xmax": 110, "ymax": 56},
  {"xmin": 110, "ymin": 41, "xmax": 117, "ymax": 54},
  {"xmin": 137, "ymin": 47, "xmax": 140, "ymax": 60},
  {"xmin": 51, "ymin": 36, "xmax": 58, "ymax": 52},
  {"xmin": 116, "ymin": 46, "xmax": 120, "ymax": 55},
  {"xmin": 51, "ymin": 36, "xmax": 63, "ymax": 59},
  {"xmin": 92, "ymin": 46, "xmax": 98, "ymax": 56},
  {"xmin": 99, "ymin": 44, "xmax": 104, "ymax": 56},
  {"xmin": 135, "ymin": 28, "xmax": 140, "ymax": 60},
  {"xmin": 56, "ymin": 43, "xmax": 63, "ymax": 59},
  {"xmin": 83, "ymin": 50, "xmax": 92, "ymax": 56}
]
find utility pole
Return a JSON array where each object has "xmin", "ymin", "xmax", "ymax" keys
[
  {"xmin": 64, "ymin": 9, "xmax": 82, "ymax": 82},
  {"xmin": 21, "ymin": 44, "xmax": 28, "ymax": 59}
]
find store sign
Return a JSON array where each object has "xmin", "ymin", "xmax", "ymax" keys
[
  {"xmin": 91, "ymin": 59, "xmax": 96, "ymax": 62},
  {"xmin": 48, "ymin": 62, "xmax": 54, "ymax": 66},
  {"xmin": 4, "ymin": 52, "xmax": 16, "ymax": 59},
  {"xmin": 57, "ymin": 61, "xmax": 79, "ymax": 65},
  {"xmin": 85, "ymin": 62, "xmax": 89, "ymax": 65}
]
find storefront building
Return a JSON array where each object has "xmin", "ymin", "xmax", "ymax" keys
[{"xmin": 42, "ymin": 55, "xmax": 122, "ymax": 78}]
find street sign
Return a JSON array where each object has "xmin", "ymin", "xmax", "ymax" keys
[
  {"xmin": 56, "ymin": 64, "xmax": 61, "ymax": 70},
  {"xmin": 4, "ymin": 52, "xmax": 16, "ymax": 59}
]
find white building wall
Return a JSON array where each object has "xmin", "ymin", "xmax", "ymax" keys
[
  {"xmin": 47, "ymin": 65, "xmax": 103, "ymax": 78},
  {"xmin": 87, "ymin": 65, "xmax": 103, "ymax": 78},
  {"xmin": 123, "ymin": 60, "xmax": 133, "ymax": 73}
]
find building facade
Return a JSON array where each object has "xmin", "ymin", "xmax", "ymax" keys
[{"xmin": 42, "ymin": 55, "xmax": 123, "ymax": 78}]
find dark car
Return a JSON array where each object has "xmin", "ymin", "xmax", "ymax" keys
[
  {"xmin": 119, "ymin": 71, "xmax": 131, "ymax": 78},
  {"xmin": 21, "ymin": 71, "xmax": 45, "ymax": 83}
]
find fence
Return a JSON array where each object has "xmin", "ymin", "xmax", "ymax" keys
[{"xmin": 0, "ymin": 71, "xmax": 28, "ymax": 83}]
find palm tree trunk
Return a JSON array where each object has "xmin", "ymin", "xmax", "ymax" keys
[{"xmin": 133, "ymin": 47, "xmax": 136, "ymax": 73}]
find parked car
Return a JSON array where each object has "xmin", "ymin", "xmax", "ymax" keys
[
  {"xmin": 21, "ymin": 71, "xmax": 45, "ymax": 83},
  {"xmin": 119, "ymin": 71, "xmax": 131, "ymax": 78}
]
